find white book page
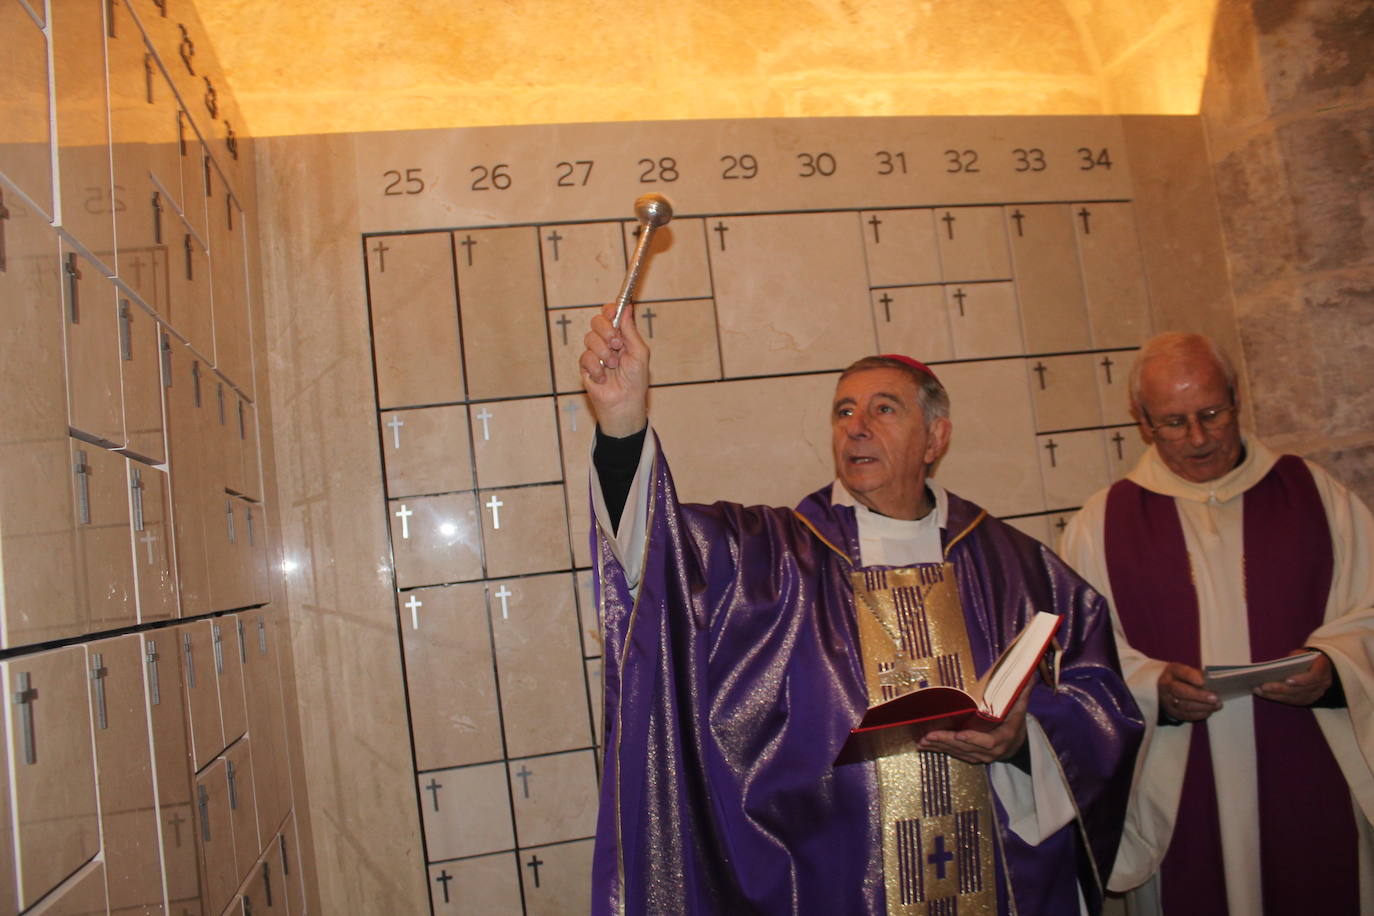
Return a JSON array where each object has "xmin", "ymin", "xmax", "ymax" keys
[{"xmin": 983, "ymin": 612, "xmax": 1060, "ymax": 715}]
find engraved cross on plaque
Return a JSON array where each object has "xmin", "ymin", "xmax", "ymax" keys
[
  {"xmin": 879, "ymin": 293, "xmax": 893, "ymax": 323},
  {"xmin": 515, "ymin": 764, "xmax": 533, "ymax": 798},
  {"xmin": 395, "ymin": 504, "xmax": 413, "ymax": 540},
  {"xmin": 474, "ymin": 407, "xmax": 493, "ymax": 441},
  {"xmin": 425, "ymin": 777, "xmax": 443, "ymax": 811},
  {"xmin": 460, "ymin": 234, "xmax": 476, "ymax": 266},
  {"xmin": 556, "ymin": 314, "xmax": 572, "ymax": 346},
  {"xmin": 167, "ymin": 809, "xmax": 187, "ymax": 847},
  {"xmin": 485, "ymin": 494, "xmax": 504, "ymax": 529},
  {"xmin": 640, "ymin": 307, "xmax": 657, "ymax": 339},
  {"xmin": 941, "ymin": 211, "xmax": 956, "ymax": 240},
  {"xmin": 563, "ymin": 401, "xmax": 579, "ymax": 431},
  {"xmin": 952, "ymin": 288, "xmax": 967, "ymax": 317},
  {"xmin": 526, "ymin": 853, "xmax": 545, "ymax": 888},
  {"xmin": 405, "ymin": 594, "xmax": 423, "ymax": 630},
  {"xmin": 435, "ymin": 868, "xmax": 453, "ymax": 904},
  {"xmin": 868, "ymin": 213, "xmax": 883, "ymax": 243},
  {"xmin": 546, "ymin": 230, "xmax": 563, "ymax": 261},
  {"xmin": 493, "ymin": 584, "xmax": 512, "ymax": 620},
  {"xmin": 141, "ymin": 530, "xmax": 159, "ymax": 564},
  {"xmin": 387, "ymin": 415, "xmax": 405, "ymax": 449},
  {"xmin": 371, "ymin": 240, "xmax": 389, "ymax": 272},
  {"xmin": 1100, "ymin": 355, "xmax": 1115, "ymax": 384},
  {"xmin": 1112, "ymin": 430, "xmax": 1126, "ymax": 460},
  {"xmin": 1043, "ymin": 438, "xmax": 1059, "ymax": 468}
]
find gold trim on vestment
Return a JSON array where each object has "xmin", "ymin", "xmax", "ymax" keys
[{"xmin": 852, "ymin": 564, "xmax": 999, "ymax": 916}]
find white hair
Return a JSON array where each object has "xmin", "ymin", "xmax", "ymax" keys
[{"xmin": 1128, "ymin": 332, "xmax": 1238, "ymax": 408}]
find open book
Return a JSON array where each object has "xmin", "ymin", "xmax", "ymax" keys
[
  {"xmin": 835, "ymin": 612, "xmax": 1061, "ymax": 766},
  {"xmin": 1203, "ymin": 650, "xmax": 1320, "ymax": 699}
]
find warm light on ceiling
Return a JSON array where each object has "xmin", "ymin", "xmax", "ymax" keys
[{"xmin": 193, "ymin": 0, "xmax": 1222, "ymax": 137}]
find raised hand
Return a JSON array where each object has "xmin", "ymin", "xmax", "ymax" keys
[{"xmin": 579, "ymin": 302, "xmax": 650, "ymax": 438}]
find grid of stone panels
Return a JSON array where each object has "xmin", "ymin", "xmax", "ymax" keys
[{"xmin": 362, "ymin": 194, "xmax": 1153, "ymax": 913}]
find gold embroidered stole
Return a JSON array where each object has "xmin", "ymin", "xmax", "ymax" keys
[{"xmin": 851, "ymin": 564, "xmax": 998, "ymax": 916}]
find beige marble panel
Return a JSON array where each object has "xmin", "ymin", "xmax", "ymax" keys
[
  {"xmin": 140, "ymin": 632, "xmax": 202, "ymax": 904},
  {"xmin": 1078, "ymin": 202, "xmax": 1152, "ymax": 349},
  {"xmin": 402, "ymin": 582, "xmax": 504, "ymax": 770},
  {"xmin": 380, "ymin": 405, "xmax": 475, "ymax": 498},
  {"xmin": 555, "ymin": 393, "xmax": 595, "ymax": 570},
  {"xmin": 164, "ymin": 339, "xmax": 212, "ymax": 617},
  {"xmin": 0, "ymin": 2, "xmax": 52, "ymax": 217},
  {"xmin": 1003, "ymin": 514, "xmax": 1051, "ymax": 546},
  {"xmin": 166, "ymin": 211, "xmax": 215, "ymax": 360},
  {"xmin": 223, "ymin": 738, "xmax": 260, "ymax": 891},
  {"xmin": 1, "ymin": 187, "xmax": 81, "ymax": 649},
  {"xmin": 259, "ymin": 130, "xmax": 429, "ymax": 916},
  {"xmin": 1105, "ymin": 425, "xmax": 1149, "ymax": 483},
  {"xmin": 428, "ymin": 855, "xmax": 521, "ymax": 914},
  {"xmin": 872, "ymin": 286, "xmax": 954, "ymax": 363},
  {"xmin": 51, "ymin": 0, "xmax": 115, "ymax": 267},
  {"xmin": 5, "ymin": 646, "xmax": 100, "ymax": 911},
  {"xmin": 932, "ymin": 359, "xmax": 1046, "ymax": 519},
  {"xmin": 550, "ymin": 300, "xmax": 724, "ymax": 393},
  {"xmin": 575, "ymin": 570, "xmax": 602, "ymax": 659},
  {"xmin": 710, "ymin": 212, "xmax": 873, "ymax": 376},
  {"xmin": 1007, "ymin": 204, "xmax": 1091, "ymax": 353},
  {"xmin": 390, "ymin": 492, "xmax": 483, "ymax": 588},
  {"xmin": 132, "ymin": 462, "xmax": 177, "ymax": 623},
  {"xmin": 194, "ymin": 757, "xmax": 238, "ymax": 915},
  {"xmin": 177, "ymin": 131, "xmax": 209, "ymax": 245},
  {"xmin": 508, "ymin": 749, "xmax": 598, "ymax": 847},
  {"xmin": 76, "ymin": 444, "xmax": 136, "ymax": 632},
  {"xmin": 240, "ymin": 610, "xmax": 290, "ymax": 847},
  {"xmin": 210, "ymin": 190, "xmax": 253, "ymax": 392},
  {"xmin": 215, "ymin": 617, "xmax": 248, "ymax": 745},
  {"xmin": 491, "ymin": 573, "xmax": 590, "ymax": 758},
  {"xmin": 0, "ymin": 677, "xmax": 12, "ymax": 913},
  {"xmin": 1047, "ymin": 510, "xmax": 1079, "ymax": 550},
  {"xmin": 479, "ymin": 485, "xmax": 572, "ymax": 579},
  {"xmin": 471, "ymin": 398, "xmax": 563, "ymax": 489},
  {"xmin": 934, "ymin": 206, "xmax": 1012, "ymax": 283},
  {"xmin": 861, "ymin": 209, "xmax": 942, "ymax": 287},
  {"xmin": 619, "ymin": 217, "xmax": 713, "ymax": 303},
  {"xmin": 522, "ymin": 838, "xmax": 595, "ymax": 916},
  {"xmin": 1028, "ymin": 353, "xmax": 1105, "ymax": 431},
  {"xmin": 645, "ymin": 373, "xmax": 838, "ymax": 507},
  {"xmin": 640, "ymin": 299, "xmax": 723, "ymax": 386},
  {"xmin": 947, "ymin": 281, "xmax": 1024, "ymax": 360},
  {"xmin": 119, "ymin": 301, "xmax": 166, "ymax": 464},
  {"xmin": 418, "ymin": 763, "xmax": 515, "ymax": 861},
  {"xmin": 182, "ymin": 621, "xmax": 226, "ymax": 771},
  {"xmin": 87, "ymin": 635, "xmax": 163, "ymax": 914},
  {"xmin": 24, "ymin": 860, "xmax": 107, "ymax": 916},
  {"xmin": 1094, "ymin": 350, "xmax": 1134, "ymax": 426},
  {"xmin": 63, "ymin": 244, "xmax": 126, "ymax": 447},
  {"xmin": 585, "ymin": 658, "xmax": 604, "ymax": 749},
  {"xmin": 367, "ymin": 232, "xmax": 465, "ymax": 409},
  {"xmin": 107, "ymin": 0, "xmax": 181, "ymax": 318},
  {"xmin": 540, "ymin": 222, "xmax": 625, "ymax": 309},
  {"xmin": 455, "ymin": 226, "xmax": 553, "ymax": 400},
  {"xmin": 1038, "ymin": 430, "xmax": 1110, "ymax": 510}
]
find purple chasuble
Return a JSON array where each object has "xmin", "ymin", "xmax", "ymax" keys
[
  {"xmin": 1104, "ymin": 455, "xmax": 1358, "ymax": 914},
  {"xmin": 592, "ymin": 438, "xmax": 1142, "ymax": 915}
]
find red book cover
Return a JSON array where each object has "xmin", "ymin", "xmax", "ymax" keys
[{"xmin": 835, "ymin": 612, "xmax": 1061, "ymax": 766}]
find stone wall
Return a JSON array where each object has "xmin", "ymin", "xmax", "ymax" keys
[{"xmin": 1202, "ymin": 0, "xmax": 1374, "ymax": 505}]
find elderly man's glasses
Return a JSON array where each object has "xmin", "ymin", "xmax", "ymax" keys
[{"xmin": 1142, "ymin": 404, "xmax": 1238, "ymax": 440}]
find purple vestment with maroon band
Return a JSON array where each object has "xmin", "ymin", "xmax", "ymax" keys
[
  {"xmin": 592, "ymin": 440, "xmax": 1142, "ymax": 915},
  {"xmin": 1104, "ymin": 454, "xmax": 1360, "ymax": 914}
]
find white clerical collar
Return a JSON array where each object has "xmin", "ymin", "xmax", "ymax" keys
[
  {"xmin": 830, "ymin": 479, "xmax": 948, "ymax": 567},
  {"xmin": 1128, "ymin": 436, "xmax": 1278, "ymax": 505}
]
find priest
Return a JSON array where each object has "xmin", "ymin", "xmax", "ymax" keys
[
  {"xmin": 579, "ymin": 302, "xmax": 1142, "ymax": 915},
  {"xmin": 1060, "ymin": 332, "xmax": 1374, "ymax": 914}
]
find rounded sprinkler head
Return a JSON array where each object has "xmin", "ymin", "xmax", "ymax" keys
[{"xmin": 634, "ymin": 193, "xmax": 674, "ymax": 228}]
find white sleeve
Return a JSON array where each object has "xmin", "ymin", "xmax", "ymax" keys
[
  {"xmin": 589, "ymin": 428, "xmax": 656, "ymax": 591},
  {"xmin": 988, "ymin": 716, "xmax": 1076, "ymax": 843}
]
